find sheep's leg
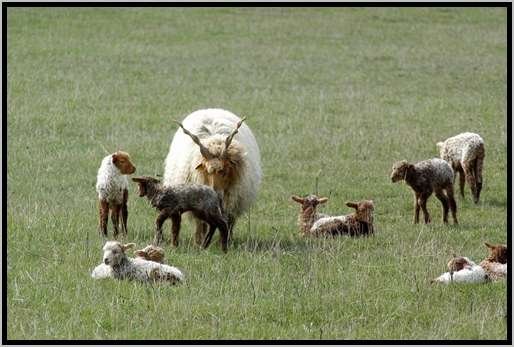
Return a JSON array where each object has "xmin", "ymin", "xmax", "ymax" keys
[
  {"xmin": 434, "ymin": 188, "xmax": 449, "ymax": 224},
  {"xmin": 98, "ymin": 200, "xmax": 109, "ymax": 236},
  {"xmin": 413, "ymin": 193, "xmax": 421, "ymax": 224},
  {"xmin": 170, "ymin": 214, "xmax": 181, "ymax": 248},
  {"xmin": 194, "ymin": 219, "xmax": 208, "ymax": 246},
  {"xmin": 218, "ymin": 218, "xmax": 229, "ymax": 253},
  {"xmin": 111, "ymin": 204, "xmax": 120, "ymax": 238},
  {"xmin": 419, "ymin": 193, "xmax": 431, "ymax": 224},
  {"xmin": 457, "ymin": 166, "xmax": 466, "ymax": 198},
  {"xmin": 445, "ymin": 185, "xmax": 458, "ymax": 225},
  {"xmin": 154, "ymin": 211, "xmax": 168, "ymax": 245},
  {"xmin": 475, "ymin": 155, "xmax": 484, "ymax": 203},
  {"xmin": 202, "ymin": 224, "xmax": 216, "ymax": 249},
  {"xmin": 462, "ymin": 161, "xmax": 478, "ymax": 204},
  {"xmin": 227, "ymin": 215, "xmax": 236, "ymax": 243},
  {"xmin": 121, "ymin": 189, "xmax": 128, "ymax": 235}
]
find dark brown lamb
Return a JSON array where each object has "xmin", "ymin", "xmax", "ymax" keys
[
  {"xmin": 132, "ymin": 176, "xmax": 229, "ymax": 252},
  {"xmin": 390, "ymin": 158, "xmax": 458, "ymax": 224}
]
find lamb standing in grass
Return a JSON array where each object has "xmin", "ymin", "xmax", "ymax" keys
[
  {"xmin": 437, "ymin": 132, "xmax": 485, "ymax": 203},
  {"xmin": 310, "ymin": 200, "xmax": 375, "ymax": 237},
  {"xmin": 390, "ymin": 158, "xmax": 458, "ymax": 224},
  {"xmin": 132, "ymin": 176, "xmax": 229, "ymax": 252},
  {"xmin": 91, "ymin": 241, "xmax": 184, "ymax": 283},
  {"xmin": 96, "ymin": 151, "xmax": 136, "ymax": 237},
  {"xmin": 291, "ymin": 195, "xmax": 329, "ymax": 236}
]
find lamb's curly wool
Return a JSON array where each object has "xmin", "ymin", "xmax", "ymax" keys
[
  {"xmin": 432, "ymin": 256, "xmax": 488, "ymax": 284},
  {"xmin": 163, "ymin": 109, "xmax": 262, "ymax": 244},
  {"xmin": 310, "ymin": 200, "xmax": 375, "ymax": 237},
  {"xmin": 134, "ymin": 245, "xmax": 165, "ymax": 263},
  {"xmin": 91, "ymin": 241, "xmax": 184, "ymax": 283},
  {"xmin": 437, "ymin": 132, "xmax": 485, "ymax": 203},
  {"xmin": 391, "ymin": 158, "xmax": 458, "ymax": 224}
]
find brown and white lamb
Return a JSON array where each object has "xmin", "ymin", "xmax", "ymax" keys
[
  {"xmin": 291, "ymin": 194, "xmax": 329, "ymax": 236},
  {"xmin": 479, "ymin": 242, "xmax": 507, "ymax": 281},
  {"xmin": 310, "ymin": 200, "xmax": 375, "ymax": 237},
  {"xmin": 437, "ymin": 132, "xmax": 485, "ymax": 203},
  {"xmin": 390, "ymin": 158, "xmax": 458, "ymax": 224}
]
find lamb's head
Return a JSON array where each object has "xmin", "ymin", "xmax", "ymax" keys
[
  {"xmin": 102, "ymin": 241, "xmax": 135, "ymax": 266},
  {"xmin": 390, "ymin": 160, "xmax": 412, "ymax": 183},
  {"xmin": 174, "ymin": 118, "xmax": 246, "ymax": 191},
  {"xmin": 484, "ymin": 242, "xmax": 508, "ymax": 264},
  {"xmin": 291, "ymin": 194, "xmax": 328, "ymax": 211},
  {"xmin": 112, "ymin": 151, "xmax": 136, "ymax": 175},
  {"xmin": 132, "ymin": 176, "xmax": 161, "ymax": 197},
  {"xmin": 134, "ymin": 244, "xmax": 165, "ymax": 263},
  {"xmin": 447, "ymin": 255, "xmax": 474, "ymax": 273},
  {"xmin": 346, "ymin": 200, "xmax": 374, "ymax": 224}
]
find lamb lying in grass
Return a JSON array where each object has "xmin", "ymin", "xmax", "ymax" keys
[
  {"xmin": 91, "ymin": 241, "xmax": 184, "ymax": 283},
  {"xmin": 479, "ymin": 242, "xmax": 507, "ymax": 281},
  {"xmin": 431, "ymin": 256, "xmax": 488, "ymax": 284},
  {"xmin": 310, "ymin": 200, "xmax": 375, "ymax": 237}
]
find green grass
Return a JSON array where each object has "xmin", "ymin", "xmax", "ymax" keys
[{"xmin": 7, "ymin": 7, "xmax": 508, "ymax": 340}]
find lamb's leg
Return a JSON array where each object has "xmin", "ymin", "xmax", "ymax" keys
[
  {"xmin": 434, "ymin": 188, "xmax": 449, "ymax": 224},
  {"xmin": 462, "ymin": 161, "xmax": 478, "ymax": 204},
  {"xmin": 475, "ymin": 154, "xmax": 484, "ymax": 203},
  {"xmin": 154, "ymin": 211, "xmax": 168, "ymax": 245},
  {"xmin": 218, "ymin": 218, "xmax": 229, "ymax": 253},
  {"xmin": 111, "ymin": 204, "xmax": 120, "ymax": 238},
  {"xmin": 99, "ymin": 200, "xmax": 109, "ymax": 236},
  {"xmin": 227, "ymin": 215, "xmax": 236, "ymax": 243},
  {"xmin": 170, "ymin": 214, "xmax": 181, "ymax": 248},
  {"xmin": 414, "ymin": 193, "xmax": 421, "ymax": 224},
  {"xmin": 121, "ymin": 189, "xmax": 128, "ymax": 235},
  {"xmin": 446, "ymin": 185, "xmax": 458, "ymax": 225},
  {"xmin": 457, "ymin": 167, "xmax": 466, "ymax": 198},
  {"xmin": 194, "ymin": 219, "xmax": 208, "ymax": 246},
  {"xmin": 419, "ymin": 193, "xmax": 431, "ymax": 224},
  {"xmin": 202, "ymin": 224, "xmax": 216, "ymax": 249}
]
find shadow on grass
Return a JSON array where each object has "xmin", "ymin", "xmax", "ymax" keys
[{"xmin": 231, "ymin": 235, "xmax": 314, "ymax": 253}]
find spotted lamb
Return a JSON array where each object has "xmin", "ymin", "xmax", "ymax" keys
[
  {"xmin": 390, "ymin": 158, "xmax": 458, "ymax": 224},
  {"xmin": 437, "ymin": 132, "xmax": 485, "ymax": 203}
]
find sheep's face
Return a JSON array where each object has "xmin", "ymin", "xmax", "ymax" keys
[
  {"xmin": 112, "ymin": 151, "xmax": 136, "ymax": 175},
  {"xmin": 485, "ymin": 243, "xmax": 508, "ymax": 264},
  {"xmin": 291, "ymin": 194, "xmax": 328, "ymax": 211},
  {"xmin": 390, "ymin": 161, "xmax": 410, "ymax": 182},
  {"xmin": 134, "ymin": 245, "xmax": 165, "ymax": 263},
  {"xmin": 346, "ymin": 200, "xmax": 374, "ymax": 224},
  {"xmin": 102, "ymin": 241, "xmax": 135, "ymax": 266},
  {"xmin": 132, "ymin": 176, "xmax": 160, "ymax": 197}
]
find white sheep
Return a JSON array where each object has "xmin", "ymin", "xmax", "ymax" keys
[
  {"xmin": 91, "ymin": 241, "xmax": 184, "ymax": 283},
  {"xmin": 163, "ymin": 108, "xmax": 262, "ymax": 244},
  {"xmin": 436, "ymin": 132, "xmax": 485, "ymax": 203}
]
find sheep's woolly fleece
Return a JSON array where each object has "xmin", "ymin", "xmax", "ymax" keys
[
  {"xmin": 163, "ymin": 108, "xmax": 262, "ymax": 219},
  {"xmin": 409, "ymin": 158, "xmax": 454, "ymax": 187},
  {"xmin": 91, "ymin": 241, "xmax": 184, "ymax": 283},
  {"xmin": 96, "ymin": 154, "xmax": 128, "ymax": 204},
  {"xmin": 437, "ymin": 132, "xmax": 484, "ymax": 169}
]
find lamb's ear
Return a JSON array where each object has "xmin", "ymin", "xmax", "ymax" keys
[
  {"xmin": 346, "ymin": 202, "xmax": 358, "ymax": 209},
  {"xmin": 132, "ymin": 177, "xmax": 145, "ymax": 183},
  {"xmin": 122, "ymin": 243, "xmax": 136, "ymax": 252},
  {"xmin": 195, "ymin": 162, "xmax": 204, "ymax": 170},
  {"xmin": 291, "ymin": 195, "xmax": 304, "ymax": 204},
  {"xmin": 317, "ymin": 197, "xmax": 328, "ymax": 204},
  {"xmin": 484, "ymin": 242, "xmax": 493, "ymax": 249},
  {"xmin": 112, "ymin": 153, "xmax": 118, "ymax": 163}
]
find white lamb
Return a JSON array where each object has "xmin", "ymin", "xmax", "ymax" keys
[
  {"xmin": 432, "ymin": 256, "xmax": 488, "ymax": 284},
  {"xmin": 163, "ymin": 108, "xmax": 262, "ymax": 244},
  {"xmin": 436, "ymin": 132, "xmax": 485, "ymax": 203},
  {"xmin": 91, "ymin": 241, "xmax": 184, "ymax": 284}
]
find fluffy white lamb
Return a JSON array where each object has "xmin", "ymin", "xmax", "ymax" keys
[
  {"xmin": 91, "ymin": 241, "xmax": 184, "ymax": 284},
  {"xmin": 436, "ymin": 132, "xmax": 485, "ymax": 203},
  {"xmin": 432, "ymin": 256, "xmax": 488, "ymax": 284},
  {"xmin": 163, "ymin": 108, "xmax": 262, "ymax": 244}
]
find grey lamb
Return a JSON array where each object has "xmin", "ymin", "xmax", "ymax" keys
[{"xmin": 132, "ymin": 176, "xmax": 230, "ymax": 252}]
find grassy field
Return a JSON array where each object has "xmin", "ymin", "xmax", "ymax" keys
[{"xmin": 6, "ymin": 7, "xmax": 508, "ymax": 340}]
